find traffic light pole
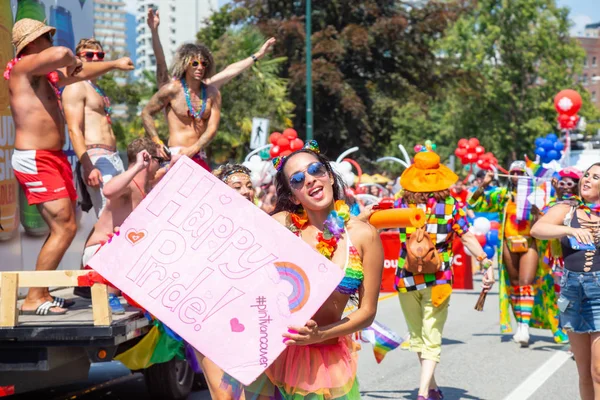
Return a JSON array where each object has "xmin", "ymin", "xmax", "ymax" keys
[{"xmin": 305, "ymin": 0, "xmax": 313, "ymax": 141}]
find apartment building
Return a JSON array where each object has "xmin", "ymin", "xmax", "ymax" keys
[
  {"xmin": 578, "ymin": 22, "xmax": 600, "ymax": 110},
  {"xmin": 134, "ymin": 0, "xmax": 217, "ymax": 79}
]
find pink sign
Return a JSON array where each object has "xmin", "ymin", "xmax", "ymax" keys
[{"xmin": 87, "ymin": 157, "xmax": 344, "ymax": 385}]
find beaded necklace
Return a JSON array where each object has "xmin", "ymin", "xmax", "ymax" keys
[
  {"xmin": 87, "ymin": 80, "xmax": 112, "ymax": 124},
  {"xmin": 4, "ymin": 56, "xmax": 62, "ymax": 111},
  {"xmin": 289, "ymin": 200, "xmax": 350, "ymax": 259},
  {"xmin": 180, "ymin": 78, "xmax": 207, "ymax": 119}
]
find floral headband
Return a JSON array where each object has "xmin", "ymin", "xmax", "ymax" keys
[
  {"xmin": 272, "ymin": 140, "xmax": 320, "ymax": 171},
  {"xmin": 216, "ymin": 165, "xmax": 251, "ymax": 182}
]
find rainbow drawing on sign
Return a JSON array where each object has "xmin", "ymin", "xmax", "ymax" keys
[{"xmin": 274, "ymin": 262, "xmax": 310, "ymax": 313}]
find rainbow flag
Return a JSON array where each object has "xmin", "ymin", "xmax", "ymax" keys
[
  {"xmin": 358, "ymin": 320, "xmax": 404, "ymax": 363},
  {"xmin": 525, "ymin": 157, "xmax": 553, "ymax": 179}
]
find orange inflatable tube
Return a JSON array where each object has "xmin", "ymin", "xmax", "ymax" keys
[{"xmin": 369, "ymin": 208, "xmax": 426, "ymax": 229}]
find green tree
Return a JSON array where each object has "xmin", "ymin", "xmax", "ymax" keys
[
  {"xmin": 210, "ymin": 0, "xmax": 468, "ymax": 167},
  {"xmin": 438, "ymin": 0, "xmax": 600, "ymax": 164}
]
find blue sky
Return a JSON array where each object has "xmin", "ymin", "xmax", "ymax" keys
[
  {"xmin": 127, "ymin": 0, "xmax": 599, "ymax": 37},
  {"xmin": 557, "ymin": 0, "xmax": 600, "ymax": 36}
]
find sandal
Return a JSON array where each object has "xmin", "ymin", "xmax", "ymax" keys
[
  {"xmin": 51, "ymin": 296, "xmax": 75, "ymax": 308},
  {"xmin": 20, "ymin": 301, "xmax": 68, "ymax": 316}
]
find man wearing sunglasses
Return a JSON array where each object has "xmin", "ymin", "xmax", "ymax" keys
[
  {"xmin": 142, "ymin": 8, "xmax": 276, "ymax": 175},
  {"xmin": 62, "ymin": 38, "xmax": 126, "ymax": 218},
  {"xmin": 7, "ymin": 19, "xmax": 134, "ymax": 316},
  {"xmin": 142, "ymin": 42, "xmax": 221, "ymax": 171}
]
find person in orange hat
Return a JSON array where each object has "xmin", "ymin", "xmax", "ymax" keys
[
  {"xmin": 5, "ymin": 18, "xmax": 133, "ymax": 316},
  {"xmin": 395, "ymin": 150, "xmax": 494, "ymax": 400}
]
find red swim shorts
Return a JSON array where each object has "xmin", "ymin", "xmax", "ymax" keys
[{"xmin": 12, "ymin": 149, "xmax": 77, "ymax": 205}]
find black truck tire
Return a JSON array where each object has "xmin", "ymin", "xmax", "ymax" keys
[{"xmin": 143, "ymin": 359, "xmax": 194, "ymax": 400}]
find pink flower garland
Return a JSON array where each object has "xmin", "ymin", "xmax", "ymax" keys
[{"xmin": 5, "ymin": 57, "xmax": 62, "ymax": 109}]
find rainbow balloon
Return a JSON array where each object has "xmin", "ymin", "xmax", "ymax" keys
[{"xmin": 274, "ymin": 262, "xmax": 310, "ymax": 313}]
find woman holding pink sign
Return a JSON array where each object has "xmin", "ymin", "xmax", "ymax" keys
[{"xmin": 222, "ymin": 140, "xmax": 384, "ymax": 399}]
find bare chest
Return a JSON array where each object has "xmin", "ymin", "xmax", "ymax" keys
[
  {"xmin": 85, "ymin": 85, "xmax": 109, "ymax": 114},
  {"xmin": 169, "ymin": 90, "xmax": 212, "ymax": 124}
]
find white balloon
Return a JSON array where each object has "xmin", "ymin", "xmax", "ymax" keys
[
  {"xmin": 250, "ymin": 173, "xmax": 262, "ymax": 188},
  {"xmin": 473, "ymin": 217, "xmax": 491, "ymax": 235},
  {"xmin": 339, "ymin": 161, "xmax": 352, "ymax": 173}
]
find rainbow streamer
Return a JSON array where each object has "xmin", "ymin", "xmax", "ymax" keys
[
  {"xmin": 525, "ymin": 157, "xmax": 553, "ymax": 179},
  {"xmin": 359, "ymin": 320, "xmax": 404, "ymax": 364}
]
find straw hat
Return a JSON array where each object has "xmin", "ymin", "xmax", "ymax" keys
[
  {"xmin": 400, "ymin": 151, "xmax": 458, "ymax": 193},
  {"xmin": 12, "ymin": 19, "xmax": 56, "ymax": 56}
]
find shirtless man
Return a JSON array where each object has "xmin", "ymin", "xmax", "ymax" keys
[
  {"xmin": 146, "ymin": 8, "xmax": 276, "ymax": 90},
  {"xmin": 7, "ymin": 19, "xmax": 133, "ymax": 315},
  {"xmin": 62, "ymin": 38, "xmax": 125, "ymax": 218},
  {"xmin": 141, "ymin": 43, "xmax": 221, "ymax": 170},
  {"xmin": 82, "ymin": 138, "xmax": 163, "ymax": 314},
  {"xmin": 143, "ymin": 8, "xmax": 275, "ymax": 169}
]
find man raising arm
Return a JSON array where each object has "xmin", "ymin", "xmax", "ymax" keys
[{"xmin": 7, "ymin": 19, "xmax": 132, "ymax": 315}]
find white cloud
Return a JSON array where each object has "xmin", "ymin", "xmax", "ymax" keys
[
  {"xmin": 570, "ymin": 14, "xmax": 592, "ymax": 37},
  {"xmin": 124, "ymin": 0, "xmax": 137, "ymax": 15}
]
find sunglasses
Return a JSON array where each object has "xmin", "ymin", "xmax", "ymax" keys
[
  {"xmin": 558, "ymin": 180, "xmax": 577, "ymax": 188},
  {"xmin": 80, "ymin": 51, "xmax": 105, "ymax": 60},
  {"xmin": 152, "ymin": 156, "xmax": 166, "ymax": 164},
  {"xmin": 289, "ymin": 162, "xmax": 328, "ymax": 190},
  {"xmin": 510, "ymin": 171, "xmax": 525, "ymax": 176},
  {"xmin": 191, "ymin": 60, "xmax": 208, "ymax": 68}
]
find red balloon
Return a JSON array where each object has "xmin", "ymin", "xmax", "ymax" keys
[
  {"xmin": 270, "ymin": 145, "xmax": 281, "ymax": 158},
  {"xmin": 280, "ymin": 150, "xmax": 292, "ymax": 157},
  {"xmin": 269, "ymin": 132, "xmax": 282, "ymax": 145},
  {"xmin": 455, "ymin": 148, "xmax": 467, "ymax": 157},
  {"xmin": 554, "ymin": 89, "xmax": 582, "ymax": 116},
  {"xmin": 290, "ymin": 138, "xmax": 304, "ymax": 151},
  {"xmin": 475, "ymin": 233, "xmax": 487, "ymax": 246},
  {"xmin": 277, "ymin": 137, "xmax": 290, "ymax": 150},
  {"xmin": 481, "ymin": 161, "xmax": 491, "ymax": 170},
  {"xmin": 477, "ymin": 159, "xmax": 484, "ymax": 167},
  {"xmin": 458, "ymin": 138, "xmax": 468, "ymax": 148},
  {"xmin": 490, "ymin": 221, "xmax": 501, "ymax": 230},
  {"xmin": 466, "ymin": 153, "xmax": 476, "ymax": 161},
  {"xmin": 283, "ymin": 128, "xmax": 298, "ymax": 140},
  {"xmin": 468, "ymin": 138, "xmax": 480, "ymax": 148},
  {"xmin": 475, "ymin": 145, "xmax": 485, "ymax": 155}
]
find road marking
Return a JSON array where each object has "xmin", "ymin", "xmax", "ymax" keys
[
  {"xmin": 344, "ymin": 292, "xmax": 397, "ymax": 312},
  {"xmin": 503, "ymin": 350, "xmax": 571, "ymax": 400}
]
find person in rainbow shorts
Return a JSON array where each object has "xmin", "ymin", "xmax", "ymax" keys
[
  {"xmin": 469, "ymin": 161, "xmax": 567, "ymax": 347},
  {"xmin": 222, "ymin": 140, "xmax": 384, "ymax": 399}
]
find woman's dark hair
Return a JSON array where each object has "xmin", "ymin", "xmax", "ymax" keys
[
  {"xmin": 401, "ymin": 189, "xmax": 451, "ymax": 204},
  {"xmin": 271, "ymin": 149, "xmax": 349, "ymax": 215}
]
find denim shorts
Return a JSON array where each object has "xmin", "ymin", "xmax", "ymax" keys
[{"xmin": 558, "ymin": 269, "xmax": 600, "ymax": 333}]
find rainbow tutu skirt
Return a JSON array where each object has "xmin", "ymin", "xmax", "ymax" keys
[{"xmin": 221, "ymin": 336, "xmax": 360, "ymax": 400}]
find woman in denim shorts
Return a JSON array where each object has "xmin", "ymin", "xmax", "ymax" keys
[{"xmin": 532, "ymin": 162, "xmax": 600, "ymax": 400}]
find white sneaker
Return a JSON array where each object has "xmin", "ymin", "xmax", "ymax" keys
[
  {"xmin": 512, "ymin": 323, "xmax": 522, "ymax": 344},
  {"xmin": 518, "ymin": 323, "xmax": 530, "ymax": 347}
]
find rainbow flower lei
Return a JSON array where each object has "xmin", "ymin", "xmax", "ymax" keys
[
  {"xmin": 289, "ymin": 200, "xmax": 350, "ymax": 259},
  {"xmin": 560, "ymin": 193, "xmax": 600, "ymax": 217}
]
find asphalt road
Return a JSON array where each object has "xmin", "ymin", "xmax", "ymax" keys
[{"xmin": 15, "ymin": 276, "xmax": 579, "ymax": 400}]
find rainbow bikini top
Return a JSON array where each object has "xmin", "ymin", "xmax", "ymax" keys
[{"xmin": 291, "ymin": 229, "xmax": 364, "ymax": 295}]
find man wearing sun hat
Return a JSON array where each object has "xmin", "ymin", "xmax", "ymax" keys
[
  {"xmin": 5, "ymin": 18, "xmax": 134, "ymax": 316},
  {"xmin": 395, "ymin": 149, "xmax": 495, "ymax": 400}
]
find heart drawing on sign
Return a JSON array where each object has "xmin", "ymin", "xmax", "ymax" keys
[
  {"xmin": 318, "ymin": 263, "xmax": 328, "ymax": 273},
  {"xmin": 126, "ymin": 229, "xmax": 147, "ymax": 245},
  {"xmin": 230, "ymin": 318, "xmax": 245, "ymax": 333},
  {"xmin": 219, "ymin": 195, "xmax": 232, "ymax": 205}
]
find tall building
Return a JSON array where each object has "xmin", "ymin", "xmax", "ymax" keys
[
  {"xmin": 578, "ymin": 23, "xmax": 600, "ymax": 110},
  {"xmin": 93, "ymin": 0, "xmax": 128, "ymax": 57},
  {"xmin": 134, "ymin": 0, "xmax": 218, "ymax": 79}
]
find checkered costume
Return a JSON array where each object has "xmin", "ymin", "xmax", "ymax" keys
[{"xmin": 394, "ymin": 196, "xmax": 469, "ymax": 292}]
